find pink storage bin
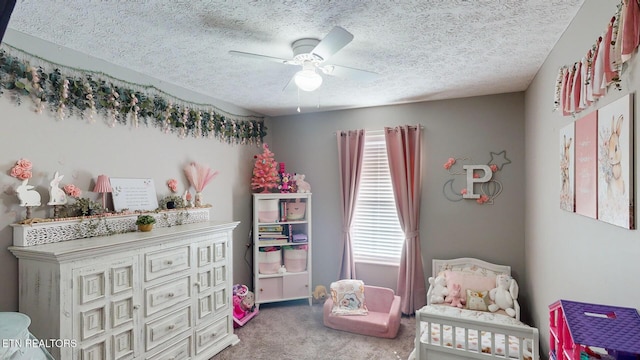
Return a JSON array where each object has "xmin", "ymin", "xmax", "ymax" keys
[
  {"xmin": 284, "ymin": 248, "xmax": 307, "ymax": 272},
  {"xmin": 258, "ymin": 249, "xmax": 281, "ymax": 274},
  {"xmin": 258, "ymin": 199, "xmax": 279, "ymax": 223},
  {"xmin": 286, "ymin": 201, "xmax": 306, "ymax": 220}
]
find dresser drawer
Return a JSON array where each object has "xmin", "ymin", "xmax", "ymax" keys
[
  {"xmin": 111, "ymin": 297, "xmax": 134, "ymax": 328},
  {"xmin": 80, "ymin": 305, "xmax": 106, "ymax": 341},
  {"xmin": 145, "ymin": 276, "xmax": 190, "ymax": 317},
  {"xmin": 196, "ymin": 269, "xmax": 212, "ymax": 294},
  {"xmin": 145, "ymin": 307, "xmax": 191, "ymax": 351},
  {"xmin": 213, "ymin": 264, "xmax": 227, "ymax": 286},
  {"xmin": 145, "ymin": 246, "xmax": 190, "ymax": 282},
  {"xmin": 197, "ymin": 293, "xmax": 214, "ymax": 322},
  {"xmin": 214, "ymin": 287, "xmax": 228, "ymax": 311},
  {"xmin": 79, "ymin": 270, "xmax": 106, "ymax": 304},
  {"xmin": 197, "ymin": 243, "xmax": 213, "ymax": 267},
  {"xmin": 195, "ymin": 317, "xmax": 229, "ymax": 354},
  {"xmin": 112, "ymin": 328, "xmax": 134, "ymax": 359},
  {"xmin": 147, "ymin": 336, "xmax": 191, "ymax": 360},
  {"xmin": 80, "ymin": 340, "xmax": 106, "ymax": 360},
  {"xmin": 213, "ymin": 241, "xmax": 226, "ymax": 262}
]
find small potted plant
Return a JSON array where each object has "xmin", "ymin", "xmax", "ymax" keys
[{"xmin": 136, "ymin": 214, "xmax": 156, "ymax": 232}]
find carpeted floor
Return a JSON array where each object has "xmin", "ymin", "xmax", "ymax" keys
[{"xmin": 214, "ymin": 300, "xmax": 416, "ymax": 360}]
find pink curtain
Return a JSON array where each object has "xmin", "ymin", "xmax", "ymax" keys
[
  {"xmin": 384, "ymin": 125, "xmax": 426, "ymax": 314},
  {"xmin": 336, "ymin": 130, "xmax": 365, "ymax": 279}
]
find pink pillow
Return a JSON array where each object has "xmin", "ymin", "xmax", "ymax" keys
[{"xmin": 444, "ymin": 270, "xmax": 496, "ymax": 296}]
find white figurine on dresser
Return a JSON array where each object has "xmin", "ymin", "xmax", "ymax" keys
[{"xmin": 9, "ymin": 221, "xmax": 240, "ymax": 360}]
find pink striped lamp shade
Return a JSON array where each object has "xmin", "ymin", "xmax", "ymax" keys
[{"xmin": 93, "ymin": 175, "xmax": 112, "ymax": 209}]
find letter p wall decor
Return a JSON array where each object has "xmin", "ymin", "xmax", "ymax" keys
[
  {"xmin": 442, "ymin": 151, "xmax": 510, "ymax": 205},
  {"xmin": 463, "ymin": 165, "xmax": 492, "ymax": 199}
]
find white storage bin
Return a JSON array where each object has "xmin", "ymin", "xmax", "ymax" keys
[
  {"xmin": 284, "ymin": 248, "xmax": 307, "ymax": 272},
  {"xmin": 258, "ymin": 249, "xmax": 281, "ymax": 274},
  {"xmin": 257, "ymin": 199, "xmax": 279, "ymax": 223}
]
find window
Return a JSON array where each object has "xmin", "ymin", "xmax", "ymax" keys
[{"xmin": 351, "ymin": 130, "xmax": 404, "ymax": 265}]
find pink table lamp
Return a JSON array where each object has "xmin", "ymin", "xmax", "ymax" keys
[{"xmin": 93, "ymin": 175, "xmax": 112, "ymax": 210}]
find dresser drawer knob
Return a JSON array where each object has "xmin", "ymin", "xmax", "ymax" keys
[
  {"xmin": 168, "ymin": 324, "xmax": 175, "ymax": 330},
  {"xmin": 166, "ymin": 260, "xmax": 173, "ymax": 265},
  {"xmin": 168, "ymin": 292, "xmax": 175, "ymax": 297}
]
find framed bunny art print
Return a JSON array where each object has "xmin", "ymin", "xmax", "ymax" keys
[{"xmin": 597, "ymin": 94, "xmax": 634, "ymax": 229}]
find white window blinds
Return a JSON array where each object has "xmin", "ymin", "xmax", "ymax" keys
[{"xmin": 351, "ymin": 130, "xmax": 404, "ymax": 265}]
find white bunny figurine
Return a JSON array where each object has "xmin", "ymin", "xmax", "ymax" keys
[
  {"xmin": 47, "ymin": 171, "xmax": 68, "ymax": 205},
  {"xmin": 16, "ymin": 179, "xmax": 42, "ymax": 207}
]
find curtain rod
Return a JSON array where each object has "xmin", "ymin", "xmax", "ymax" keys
[{"xmin": 334, "ymin": 125, "xmax": 423, "ymax": 135}]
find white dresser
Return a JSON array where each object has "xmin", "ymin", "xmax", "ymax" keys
[{"xmin": 9, "ymin": 221, "xmax": 239, "ymax": 360}]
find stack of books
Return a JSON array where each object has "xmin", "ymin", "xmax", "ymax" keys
[{"xmin": 258, "ymin": 225, "xmax": 289, "ymax": 245}]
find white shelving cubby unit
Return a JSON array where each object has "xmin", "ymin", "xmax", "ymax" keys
[{"xmin": 252, "ymin": 193, "xmax": 312, "ymax": 308}]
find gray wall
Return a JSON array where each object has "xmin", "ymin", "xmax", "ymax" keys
[
  {"xmin": 0, "ymin": 36, "xmax": 266, "ymax": 311},
  {"xmin": 268, "ymin": 93, "xmax": 527, "ymax": 314},
  {"xmin": 525, "ymin": 0, "xmax": 640, "ymax": 355}
]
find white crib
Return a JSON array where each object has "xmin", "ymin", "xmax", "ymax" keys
[{"xmin": 411, "ymin": 258, "xmax": 540, "ymax": 360}]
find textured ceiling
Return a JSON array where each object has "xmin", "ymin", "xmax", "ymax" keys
[{"xmin": 6, "ymin": 0, "xmax": 585, "ymax": 117}]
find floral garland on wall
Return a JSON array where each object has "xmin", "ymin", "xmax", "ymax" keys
[
  {"xmin": 0, "ymin": 46, "xmax": 266, "ymax": 144},
  {"xmin": 554, "ymin": 0, "xmax": 638, "ymax": 117}
]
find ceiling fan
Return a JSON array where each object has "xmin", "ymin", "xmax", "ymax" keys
[{"xmin": 229, "ymin": 26, "xmax": 378, "ymax": 92}]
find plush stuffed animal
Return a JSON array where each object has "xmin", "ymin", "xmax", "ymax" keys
[
  {"xmin": 241, "ymin": 291, "xmax": 255, "ymax": 312},
  {"xmin": 444, "ymin": 283, "xmax": 465, "ymax": 308},
  {"xmin": 279, "ymin": 173, "xmax": 291, "ymax": 193},
  {"xmin": 428, "ymin": 274, "xmax": 448, "ymax": 304},
  {"xmin": 313, "ymin": 285, "xmax": 328, "ymax": 303},
  {"xmin": 295, "ymin": 174, "xmax": 311, "ymax": 193},
  {"xmin": 488, "ymin": 274, "xmax": 519, "ymax": 317},
  {"xmin": 232, "ymin": 284, "xmax": 254, "ymax": 319}
]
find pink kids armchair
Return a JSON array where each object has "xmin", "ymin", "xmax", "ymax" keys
[{"xmin": 323, "ymin": 280, "xmax": 402, "ymax": 339}]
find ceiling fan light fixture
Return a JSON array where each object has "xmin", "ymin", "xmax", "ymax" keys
[{"xmin": 294, "ymin": 69, "xmax": 323, "ymax": 92}]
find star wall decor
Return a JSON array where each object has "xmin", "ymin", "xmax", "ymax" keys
[{"xmin": 488, "ymin": 150, "xmax": 511, "ymax": 170}]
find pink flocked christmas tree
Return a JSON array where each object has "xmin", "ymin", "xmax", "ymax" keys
[{"xmin": 251, "ymin": 143, "xmax": 279, "ymax": 193}]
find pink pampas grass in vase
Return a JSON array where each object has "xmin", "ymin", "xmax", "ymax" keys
[{"xmin": 184, "ymin": 162, "xmax": 219, "ymax": 207}]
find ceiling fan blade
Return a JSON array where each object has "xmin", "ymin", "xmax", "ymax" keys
[
  {"xmin": 311, "ymin": 26, "xmax": 354, "ymax": 62},
  {"xmin": 322, "ymin": 64, "xmax": 379, "ymax": 82},
  {"xmin": 228, "ymin": 50, "xmax": 291, "ymax": 65}
]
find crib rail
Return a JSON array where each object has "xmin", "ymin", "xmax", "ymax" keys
[{"xmin": 415, "ymin": 308, "xmax": 540, "ymax": 360}]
